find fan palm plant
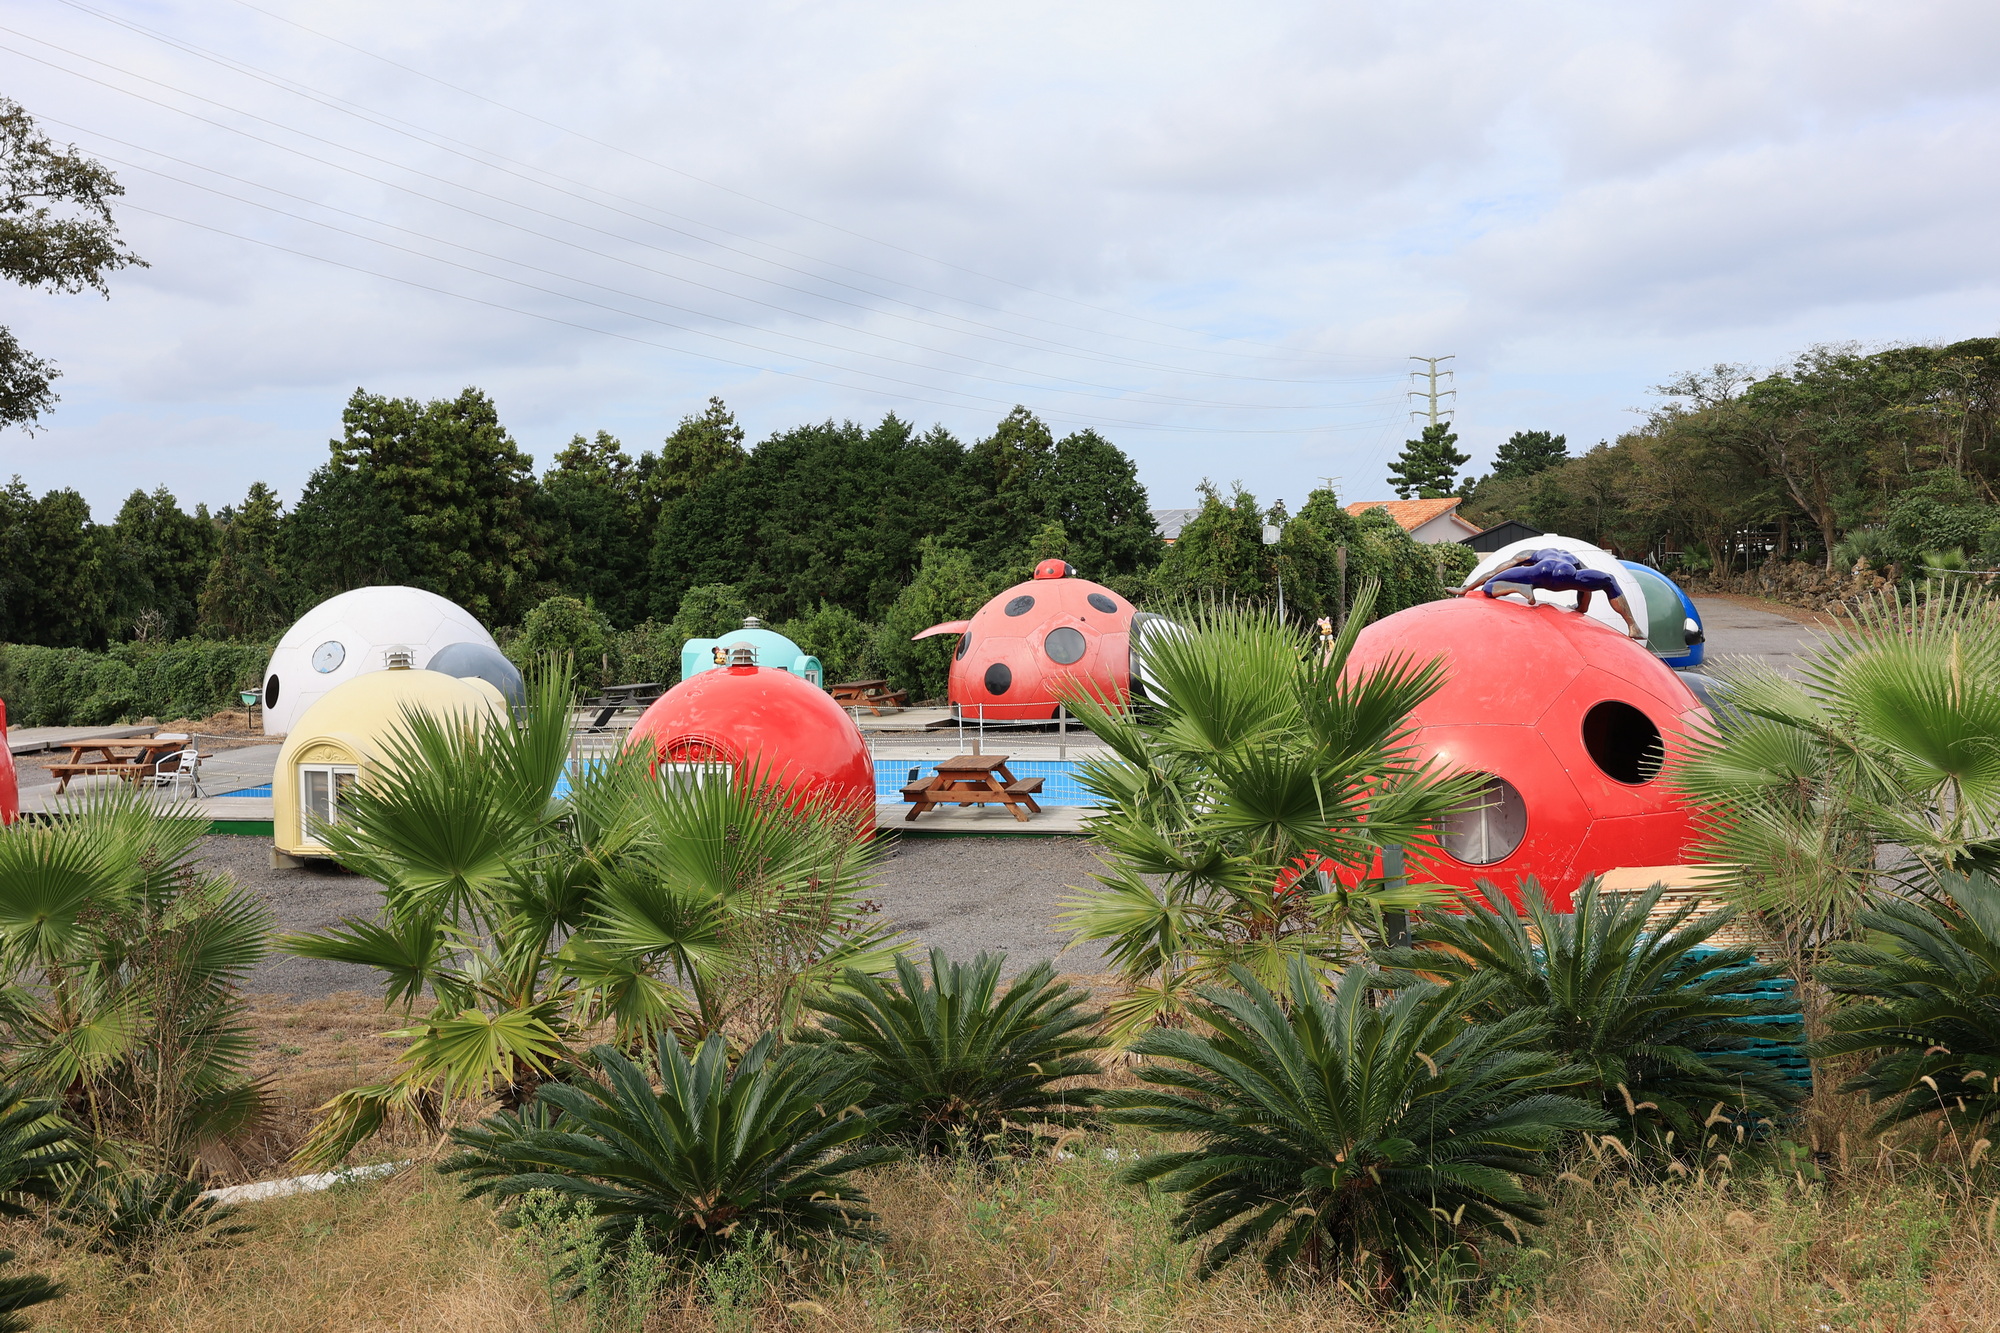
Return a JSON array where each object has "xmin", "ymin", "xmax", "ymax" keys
[
  {"xmin": 1376, "ymin": 879, "xmax": 1803, "ymax": 1144},
  {"xmin": 801, "ymin": 949, "xmax": 1103, "ymax": 1157},
  {"xmin": 1058, "ymin": 587, "xmax": 1478, "ymax": 1039},
  {"xmin": 443, "ymin": 1031, "xmax": 894, "ymax": 1265},
  {"xmin": 1675, "ymin": 583, "xmax": 2000, "ymax": 948},
  {"xmin": 1104, "ymin": 957, "xmax": 1607, "ymax": 1300},
  {"xmin": 0, "ymin": 787, "xmax": 271, "ymax": 1169},
  {"xmin": 287, "ymin": 664, "xmax": 899, "ymax": 1167},
  {"xmin": 1815, "ymin": 868, "xmax": 2000, "ymax": 1135}
]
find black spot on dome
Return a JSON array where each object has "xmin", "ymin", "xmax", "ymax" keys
[
  {"xmin": 984, "ymin": 662, "xmax": 1013, "ymax": 695},
  {"xmin": 1005, "ymin": 595, "xmax": 1036, "ymax": 617},
  {"xmin": 1087, "ymin": 593, "xmax": 1118, "ymax": 614}
]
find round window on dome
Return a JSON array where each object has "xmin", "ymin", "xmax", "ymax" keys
[
  {"xmin": 1005, "ymin": 595, "xmax": 1036, "ymax": 617},
  {"xmin": 1087, "ymin": 593, "xmax": 1118, "ymax": 614},
  {"xmin": 264, "ymin": 674, "xmax": 280, "ymax": 709},
  {"xmin": 955, "ymin": 631, "xmax": 971, "ymax": 660},
  {"xmin": 1582, "ymin": 700, "xmax": 1664, "ymax": 784},
  {"xmin": 1044, "ymin": 626, "xmax": 1086, "ymax": 664},
  {"xmin": 1440, "ymin": 774, "xmax": 1527, "ymax": 865}
]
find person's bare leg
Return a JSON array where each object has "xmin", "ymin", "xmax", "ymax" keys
[{"xmin": 1607, "ymin": 594, "xmax": 1645, "ymax": 639}]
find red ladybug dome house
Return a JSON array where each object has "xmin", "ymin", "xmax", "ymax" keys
[
  {"xmin": 0, "ymin": 700, "xmax": 17, "ymax": 826},
  {"xmin": 627, "ymin": 653, "xmax": 875, "ymax": 827},
  {"xmin": 1345, "ymin": 594, "xmax": 1709, "ymax": 912},
  {"xmin": 917, "ymin": 559, "xmax": 1167, "ymax": 721}
]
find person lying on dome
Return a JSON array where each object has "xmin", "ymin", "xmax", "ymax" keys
[{"xmin": 1465, "ymin": 549, "xmax": 1646, "ymax": 640}]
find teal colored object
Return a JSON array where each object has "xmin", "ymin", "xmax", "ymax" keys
[
  {"xmin": 681, "ymin": 617, "xmax": 824, "ymax": 687},
  {"xmin": 1690, "ymin": 946, "xmax": 1812, "ymax": 1093}
]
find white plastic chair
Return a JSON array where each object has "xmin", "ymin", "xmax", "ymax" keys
[{"xmin": 145, "ymin": 747, "xmax": 204, "ymax": 799}]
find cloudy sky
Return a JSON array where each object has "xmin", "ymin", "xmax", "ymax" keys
[{"xmin": 3, "ymin": 0, "xmax": 1996, "ymax": 518}]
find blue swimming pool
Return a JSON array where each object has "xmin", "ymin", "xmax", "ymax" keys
[{"xmin": 249, "ymin": 759, "xmax": 1103, "ymax": 807}]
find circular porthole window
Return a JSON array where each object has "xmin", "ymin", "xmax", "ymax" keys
[
  {"xmin": 1441, "ymin": 774, "xmax": 1528, "ymax": 865},
  {"xmin": 1087, "ymin": 593, "xmax": 1118, "ymax": 614},
  {"xmin": 984, "ymin": 662, "xmax": 1013, "ymax": 695},
  {"xmin": 1044, "ymin": 626, "xmax": 1086, "ymax": 664},
  {"xmin": 311, "ymin": 640, "xmax": 346, "ymax": 673},
  {"xmin": 1582, "ymin": 700, "xmax": 1664, "ymax": 784},
  {"xmin": 1005, "ymin": 595, "xmax": 1036, "ymax": 617},
  {"xmin": 955, "ymin": 631, "xmax": 971, "ymax": 660},
  {"xmin": 264, "ymin": 674, "xmax": 280, "ymax": 708}
]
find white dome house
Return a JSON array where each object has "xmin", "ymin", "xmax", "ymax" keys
[{"xmin": 260, "ymin": 586, "xmax": 498, "ymax": 735}]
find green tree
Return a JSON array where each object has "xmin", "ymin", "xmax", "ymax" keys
[
  {"xmin": 663, "ymin": 583, "xmax": 751, "ymax": 676},
  {"xmin": 333, "ymin": 387, "xmax": 543, "ymax": 622},
  {"xmin": 643, "ymin": 396, "xmax": 746, "ymax": 510},
  {"xmin": 515, "ymin": 595, "xmax": 610, "ymax": 685},
  {"xmin": 1048, "ymin": 428, "xmax": 1158, "ymax": 578},
  {"xmin": 774, "ymin": 601, "xmax": 878, "ymax": 684},
  {"xmin": 953, "ymin": 406, "xmax": 1058, "ymax": 568},
  {"xmin": 1058, "ymin": 596, "xmax": 1475, "ymax": 1039},
  {"xmin": 109, "ymin": 488, "xmax": 215, "ymax": 641},
  {"xmin": 196, "ymin": 482, "xmax": 289, "ymax": 640},
  {"xmin": 1489, "ymin": 430, "xmax": 1568, "ymax": 481},
  {"xmin": 0, "ymin": 480, "xmax": 114, "ymax": 648},
  {"xmin": 874, "ymin": 541, "xmax": 994, "ymax": 700},
  {"xmin": 542, "ymin": 431, "xmax": 647, "ymax": 627},
  {"xmin": 280, "ymin": 461, "xmax": 415, "ymax": 609},
  {"xmin": 1154, "ymin": 481, "xmax": 1268, "ymax": 603},
  {"xmin": 0, "ymin": 98, "xmax": 146, "ymax": 430},
  {"xmin": 1387, "ymin": 423, "xmax": 1470, "ymax": 499}
]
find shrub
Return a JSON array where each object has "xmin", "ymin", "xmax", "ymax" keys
[
  {"xmin": 1103, "ymin": 958, "xmax": 1608, "ymax": 1299},
  {"xmin": 444, "ymin": 1032, "xmax": 896, "ymax": 1267},
  {"xmin": 0, "ymin": 637, "xmax": 269, "ymax": 727},
  {"xmin": 0, "ymin": 1252, "xmax": 61, "ymax": 1332},
  {"xmin": 514, "ymin": 595, "xmax": 610, "ymax": 687},
  {"xmin": 802, "ymin": 950, "xmax": 1103, "ymax": 1157},
  {"xmin": 1816, "ymin": 868, "xmax": 2000, "ymax": 1135},
  {"xmin": 1376, "ymin": 879, "xmax": 1805, "ymax": 1144},
  {"xmin": 0, "ymin": 1080, "xmax": 81, "ymax": 1217},
  {"xmin": 775, "ymin": 601, "xmax": 879, "ymax": 684},
  {"xmin": 52, "ymin": 1171, "xmax": 249, "ymax": 1272}
]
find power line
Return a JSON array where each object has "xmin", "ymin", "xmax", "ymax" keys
[
  {"xmin": 116, "ymin": 203, "xmax": 1407, "ymax": 438},
  {"xmin": 4, "ymin": 22, "xmax": 1396, "ymax": 395},
  {"xmin": 208, "ymin": 0, "xmax": 1400, "ymax": 366},
  {"xmin": 76, "ymin": 130, "xmax": 1408, "ymax": 416}
]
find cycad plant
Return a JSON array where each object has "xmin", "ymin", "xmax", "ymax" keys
[
  {"xmin": 801, "ymin": 949, "xmax": 1103, "ymax": 1157},
  {"xmin": 0, "ymin": 787, "xmax": 271, "ymax": 1169},
  {"xmin": 1815, "ymin": 868, "xmax": 2000, "ymax": 1135},
  {"xmin": 1376, "ymin": 880, "xmax": 1803, "ymax": 1145},
  {"xmin": 1058, "ymin": 587, "xmax": 1477, "ymax": 1039},
  {"xmin": 1104, "ymin": 958, "xmax": 1607, "ymax": 1300},
  {"xmin": 52, "ymin": 1170, "xmax": 249, "ymax": 1272},
  {"xmin": 1676, "ymin": 583, "xmax": 2000, "ymax": 948},
  {"xmin": 0, "ymin": 1079, "xmax": 81, "ymax": 1217},
  {"xmin": 444, "ymin": 1032, "xmax": 894, "ymax": 1265},
  {"xmin": 287, "ymin": 664, "xmax": 898, "ymax": 1166}
]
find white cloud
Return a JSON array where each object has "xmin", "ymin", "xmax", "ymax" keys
[{"xmin": 0, "ymin": 0, "xmax": 1993, "ymax": 515}]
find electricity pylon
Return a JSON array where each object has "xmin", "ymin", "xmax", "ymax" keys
[{"xmin": 1408, "ymin": 356, "xmax": 1456, "ymax": 426}]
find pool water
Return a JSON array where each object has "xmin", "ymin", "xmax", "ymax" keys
[{"xmin": 238, "ymin": 760, "xmax": 1103, "ymax": 808}]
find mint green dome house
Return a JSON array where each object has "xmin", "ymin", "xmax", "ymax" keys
[{"xmin": 680, "ymin": 617, "xmax": 825, "ymax": 686}]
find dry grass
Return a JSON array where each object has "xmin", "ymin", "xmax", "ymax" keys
[{"xmin": 25, "ymin": 994, "xmax": 2000, "ymax": 1331}]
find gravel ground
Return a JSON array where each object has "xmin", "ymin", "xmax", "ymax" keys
[{"xmin": 214, "ymin": 830, "xmax": 1111, "ymax": 1000}]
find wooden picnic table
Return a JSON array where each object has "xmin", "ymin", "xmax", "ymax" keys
[
  {"xmin": 830, "ymin": 678, "xmax": 909, "ymax": 715},
  {"xmin": 49, "ymin": 737, "xmax": 203, "ymax": 793},
  {"xmin": 900, "ymin": 753, "xmax": 1043, "ymax": 823}
]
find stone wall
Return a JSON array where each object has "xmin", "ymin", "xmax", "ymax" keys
[{"xmin": 1677, "ymin": 560, "xmax": 1893, "ymax": 616}]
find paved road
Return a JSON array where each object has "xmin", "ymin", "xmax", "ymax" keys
[{"xmin": 1689, "ymin": 596, "xmax": 1826, "ymax": 681}]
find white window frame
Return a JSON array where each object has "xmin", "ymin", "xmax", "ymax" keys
[
  {"xmin": 299, "ymin": 763, "xmax": 359, "ymax": 843},
  {"xmin": 659, "ymin": 761, "xmax": 732, "ymax": 794}
]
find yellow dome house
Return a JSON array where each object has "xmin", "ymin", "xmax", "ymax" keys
[{"xmin": 272, "ymin": 654, "xmax": 510, "ymax": 865}]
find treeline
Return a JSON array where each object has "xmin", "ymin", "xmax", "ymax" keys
[
  {"xmin": 0, "ymin": 385, "xmax": 1468, "ymax": 716},
  {"xmin": 1458, "ymin": 337, "xmax": 2000, "ymax": 574}
]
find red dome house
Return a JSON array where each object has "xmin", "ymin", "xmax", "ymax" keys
[
  {"xmin": 627, "ymin": 652, "xmax": 875, "ymax": 827},
  {"xmin": 916, "ymin": 559, "xmax": 1169, "ymax": 721},
  {"xmin": 0, "ymin": 700, "xmax": 16, "ymax": 825},
  {"xmin": 1345, "ymin": 593, "xmax": 1710, "ymax": 911}
]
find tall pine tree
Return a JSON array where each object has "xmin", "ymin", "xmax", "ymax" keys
[
  {"xmin": 1386, "ymin": 423, "xmax": 1470, "ymax": 499},
  {"xmin": 1490, "ymin": 430, "xmax": 1568, "ymax": 481}
]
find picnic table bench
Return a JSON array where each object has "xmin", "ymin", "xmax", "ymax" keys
[
  {"xmin": 579, "ymin": 683, "xmax": 665, "ymax": 731},
  {"xmin": 49, "ymin": 736, "xmax": 206, "ymax": 794},
  {"xmin": 900, "ymin": 753, "xmax": 1043, "ymax": 823},
  {"xmin": 830, "ymin": 678, "xmax": 909, "ymax": 715}
]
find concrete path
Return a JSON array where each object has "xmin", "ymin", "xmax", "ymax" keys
[{"xmin": 1689, "ymin": 595, "xmax": 1828, "ymax": 680}]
